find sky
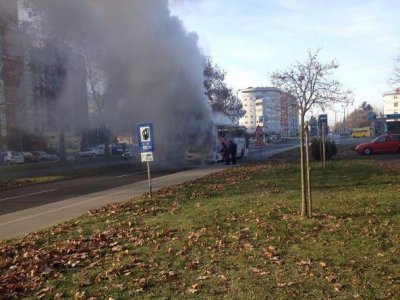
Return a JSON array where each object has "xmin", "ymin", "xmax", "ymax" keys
[{"xmin": 170, "ymin": 0, "xmax": 400, "ymax": 121}]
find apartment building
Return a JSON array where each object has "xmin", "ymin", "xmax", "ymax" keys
[
  {"xmin": 238, "ymin": 87, "xmax": 298, "ymax": 136},
  {"xmin": 0, "ymin": 1, "xmax": 89, "ymax": 151},
  {"xmin": 0, "ymin": 0, "xmax": 23, "ymax": 149},
  {"xmin": 383, "ymin": 88, "xmax": 400, "ymax": 115},
  {"xmin": 383, "ymin": 88, "xmax": 400, "ymax": 133}
]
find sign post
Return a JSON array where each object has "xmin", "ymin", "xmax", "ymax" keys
[
  {"xmin": 137, "ymin": 123, "xmax": 154, "ymax": 198},
  {"xmin": 318, "ymin": 115, "xmax": 328, "ymax": 169}
]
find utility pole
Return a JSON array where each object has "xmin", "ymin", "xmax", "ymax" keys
[{"xmin": 342, "ymin": 104, "xmax": 346, "ymax": 134}]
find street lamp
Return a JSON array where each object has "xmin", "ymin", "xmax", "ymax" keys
[{"xmin": 341, "ymin": 104, "xmax": 347, "ymax": 134}]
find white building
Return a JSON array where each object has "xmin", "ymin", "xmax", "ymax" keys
[
  {"xmin": 238, "ymin": 87, "xmax": 299, "ymax": 136},
  {"xmin": 383, "ymin": 88, "xmax": 400, "ymax": 115}
]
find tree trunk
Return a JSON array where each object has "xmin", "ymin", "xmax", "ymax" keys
[
  {"xmin": 103, "ymin": 126, "xmax": 111, "ymax": 158},
  {"xmin": 305, "ymin": 123, "xmax": 312, "ymax": 218},
  {"xmin": 300, "ymin": 115, "xmax": 307, "ymax": 217}
]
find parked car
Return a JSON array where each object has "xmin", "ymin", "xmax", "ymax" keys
[
  {"xmin": 20, "ymin": 151, "xmax": 40, "ymax": 163},
  {"xmin": 122, "ymin": 151, "xmax": 139, "ymax": 161},
  {"xmin": 75, "ymin": 147, "xmax": 105, "ymax": 158},
  {"xmin": 2, "ymin": 151, "xmax": 25, "ymax": 165},
  {"xmin": 32, "ymin": 151, "xmax": 59, "ymax": 162},
  {"xmin": 355, "ymin": 134, "xmax": 400, "ymax": 155},
  {"xmin": 112, "ymin": 143, "xmax": 127, "ymax": 155}
]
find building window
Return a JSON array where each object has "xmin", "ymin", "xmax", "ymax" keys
[
  {"xmin": 394, "ymin": 102, "xmax": 398, "ymax": 107},
  {"xmin": 395, "ymin": 95, "xmax": 398, "ymax": 99}
]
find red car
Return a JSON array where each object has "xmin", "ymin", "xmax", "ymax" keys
[{"xmin": 355, "ymin": 134, "xmax": 400, "ymax": 155}]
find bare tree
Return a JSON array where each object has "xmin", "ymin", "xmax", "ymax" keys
[
  {"xmin": 334, "ymin": 101, "xmax": 376, "ymax": 131},
  {"xmin": 86, "ymin": 57, "xmax": 113, "ymax": 157},
  {"xmin": 203, "ymin": 57, "xmax": 244, "ymax": 122},
  {"xmin": 389, "ymin": 55, "xmax": 400, "ymax": 87},
  {"xmin": 271, "ymin": 50, "xmax": 352, "ymax": 217}
]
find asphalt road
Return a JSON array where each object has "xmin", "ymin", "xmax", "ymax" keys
[
  {"xmin": 0, "ymin": 141, "xmax": 298, "ymax": 216},
  {"xmin": 0, "ymin": 167, "xmax": 188, "ymax": 216}
]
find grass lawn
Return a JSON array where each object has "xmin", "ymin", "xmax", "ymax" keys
[{"xmin": 0, "ymin": 154, "xmax": 399, "ymax": 299}]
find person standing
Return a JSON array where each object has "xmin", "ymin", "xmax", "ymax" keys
[
  {"xmin": 219, "ymin": 141, "xmax": 230, "ymax": 164},
  {"xmin": 229, "ymin": 139, "xmax": 237, "ymax": 164}
]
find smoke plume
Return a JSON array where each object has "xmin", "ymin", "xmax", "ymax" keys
[{"xmin": 22, "ymin": 0, "xmax": 213, "ymax": 163}]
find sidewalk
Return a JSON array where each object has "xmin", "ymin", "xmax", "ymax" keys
[{"xmin": 0, "ymin": 164, "xmax": 227, "ymax": 240}]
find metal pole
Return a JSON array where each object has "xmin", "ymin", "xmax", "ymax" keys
[
  {"xmin": 146, "ymin": 161, "xmax": 152, "ymax": 198},
  {"xmin": 343, "ymin": 106, "xmax": 346, "ymax": 134},
  {"xmin": 322, "ymin": 126, "xmax": 326, "ymax": 169},
  {"xmin": 19, "ymin": 128, "xmax": 23, "ymax": 151},
  {"xmin": 320, "ymin": 131, "xmax": 323, "ymax": 167},
  {"xmin": 305, "ymin": 122, "xmax": 312, "ymax": 217}
]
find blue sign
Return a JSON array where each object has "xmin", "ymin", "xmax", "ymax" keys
[
  {"xmin": 137, "ymin": 122, "xmax": 154, "ymax": 152},
  {"xmin": 386, "ymin": 114, "xmax": 400, "ymax": 120},
  {"xmin": 258, "ymin": 116, "xmax": 268, "ymax": 123},
  {"xmin": 318, "ymin": 114, "xmax": 328, "ymax": 135},
  {"xmin": 367, "ymin": 112, "xmax": 376, "ymax": 121}
]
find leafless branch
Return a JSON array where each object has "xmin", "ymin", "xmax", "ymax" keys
[{"xmin": 271, "ymin": 50, "xmax": 353, "ymax": 119}]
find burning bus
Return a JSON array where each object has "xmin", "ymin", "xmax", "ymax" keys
[{"xmin": 186, "ymin": 123, "xmax": 249, "ymax": 163}]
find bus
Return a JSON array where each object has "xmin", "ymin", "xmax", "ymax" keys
[
  {"xmin": 351, "ymin": 127, "xmax": 373, "ymax": 138},
  {"xmin": 186, "ymin": 123, "xmax": 249, "ymax": 163}
]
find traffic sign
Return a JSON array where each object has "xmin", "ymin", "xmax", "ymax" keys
[
  {"xmin": 318, "ymin": 114, "xmax": 328, "ymax": 135},
  {"xmin": 255, "ymin": 125, "xmax": 264, "ymax": 135},
  {"xmin": 255, "ymin": 135, "xmax": 265, "ymax": 146},
  {"xmin": 141, "ymin": 152, "xmax": 154, "ymax": 162},
  {"xmin": 255, "ymin": 125, "xmax": 265, "ymax": 146},
  {"xmin": 137, "ymin": 122, "xmax": 154, "ymax": 152}
]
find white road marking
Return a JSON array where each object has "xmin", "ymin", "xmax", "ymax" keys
[
  {"xmin": 116, "ymin": 172, "xmax": 144, "ymax": 178},
  {"xmin": 0, "ymin": 189, "xmax": 129, "ymax": 227},
  {"xmin": 0, "ymin": 189, "xmax": 58, "ymax": 203}
]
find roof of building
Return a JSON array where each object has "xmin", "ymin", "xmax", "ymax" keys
[
  {"xmin": 238, "ymin": 86, "xmax": 281, "ymax": 93},
  {"xmin": 383, "ymin": 88, "xmax": 400, "ymax": 96}
]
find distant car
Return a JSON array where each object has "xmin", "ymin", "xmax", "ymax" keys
[
  {"xmin": 32, "ymin": 151, "xmax": 59, "ymax": 162},
  {"xmin": 2, "ymin": 151, "xmax": 25, "ymax": 165},
  {"xmin": 355, "ymin": 134, "xmax": 400, "ymax": 155},
  {"xmin": 112, "ymin": 143, "xmax": 129, "ymax": 155},
  {"xmin": 75, "ymin": 147, "xmax": 105, "ymax": 158},
  {"xmin": 122, "ymin": 151, "xmax": 139, "ymax": 161},
  {"xmin": 20, "ymin": 151, "xmax": 40, "ymax": 163}
]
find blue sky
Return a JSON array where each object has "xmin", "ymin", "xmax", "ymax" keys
[{"xmin": 170, "ymin": 0, "xmax": 400, "ymax": 118}]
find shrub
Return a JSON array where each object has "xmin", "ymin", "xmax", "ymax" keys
[{"xmin": 311, "ymin": 138, "xmax": 337, "ymax": 161}]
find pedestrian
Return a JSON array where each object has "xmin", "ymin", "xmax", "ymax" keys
[
  {"xmin": 229, "ymin": 139, "xmax": 237, "ymax": 164},
  {"xmin": 219, "ymin": 141, "xmax": 230, "ymax": 165}
]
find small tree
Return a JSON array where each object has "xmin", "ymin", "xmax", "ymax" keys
[
  {"xmin": 311, "ymin": 138, "xmax": 337, "ymax": 161},
  {"xmin": 271, "ymin": 50, "xmax": 352, "ymax": 217}
]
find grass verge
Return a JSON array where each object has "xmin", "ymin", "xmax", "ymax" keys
[{"xmin": 0, "ymin": 155, "xmax": 399, "ymax": 299}]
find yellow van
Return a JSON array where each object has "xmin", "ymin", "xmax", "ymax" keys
[{"xmin": 351, "ymin": 127, "xmax": 372, "ymax": 138}]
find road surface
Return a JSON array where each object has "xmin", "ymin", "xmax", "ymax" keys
[
  {"xmin": 0, "ymin": 167, "xmax": 187, "ymax": 216},
  {"xmin": 0, "ymin": 142, "xmax": 299, "ymax": 240}
]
